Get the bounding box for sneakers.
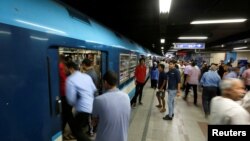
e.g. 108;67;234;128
163;115;173;120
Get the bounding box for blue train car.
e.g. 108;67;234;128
0;0;156;140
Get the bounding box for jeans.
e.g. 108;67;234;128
168;90;177;117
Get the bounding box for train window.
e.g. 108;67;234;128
129;54;137;78
119;54;138;84
119;54;130;84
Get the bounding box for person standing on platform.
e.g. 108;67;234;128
66;62;97;141
200;64;221;118
209;78;250;124
92;71;131;141
155;64;167;113
150;62;159;89
131;58;147;108
163;60;181;120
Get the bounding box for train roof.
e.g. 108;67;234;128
0;0;155;55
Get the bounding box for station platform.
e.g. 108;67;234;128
65;81;207;141
128;81;207;141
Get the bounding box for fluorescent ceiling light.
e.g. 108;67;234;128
168;49;177;52
233;46;248;50
234;50;250;52
191;19;247;24
160;39;165;43
160;0;172;13
178;36;208;40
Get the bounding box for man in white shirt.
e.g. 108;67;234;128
92;71;131;141
209;78;250;125
66;62;97;141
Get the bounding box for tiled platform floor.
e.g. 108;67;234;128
128;82;207;141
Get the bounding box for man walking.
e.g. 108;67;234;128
66;62;97;141
200;64;221;118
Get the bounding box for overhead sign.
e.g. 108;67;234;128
174;43;205;49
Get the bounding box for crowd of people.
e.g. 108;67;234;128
149;59;250;124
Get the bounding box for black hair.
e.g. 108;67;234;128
159;64;165;69
82;58;92;67
103;70;118;86
169;60;176;64
65;56;72;63
66;61;78;70
175;64;179;69
191;62;196;67
139;58;145;63
59;54;65;61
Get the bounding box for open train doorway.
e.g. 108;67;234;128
58;47;106;92
57;47;107;138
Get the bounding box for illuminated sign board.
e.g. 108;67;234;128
174;43;205;49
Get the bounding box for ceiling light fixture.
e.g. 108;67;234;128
178;36;208;40
191;19;247;24
234;50;250;52
168;49;177;52
161;47;164;49
160;0;172;13
160;38;165;43
233;46;248;50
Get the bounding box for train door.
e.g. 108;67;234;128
47;47;108;140
47;48;63;141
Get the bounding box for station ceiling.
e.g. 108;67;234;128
59;0;250;55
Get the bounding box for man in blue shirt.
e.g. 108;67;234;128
163;60;181;120
66;62;97;141
156;64;167;113
200;64;221;118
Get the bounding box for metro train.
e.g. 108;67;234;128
0;0;162;140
